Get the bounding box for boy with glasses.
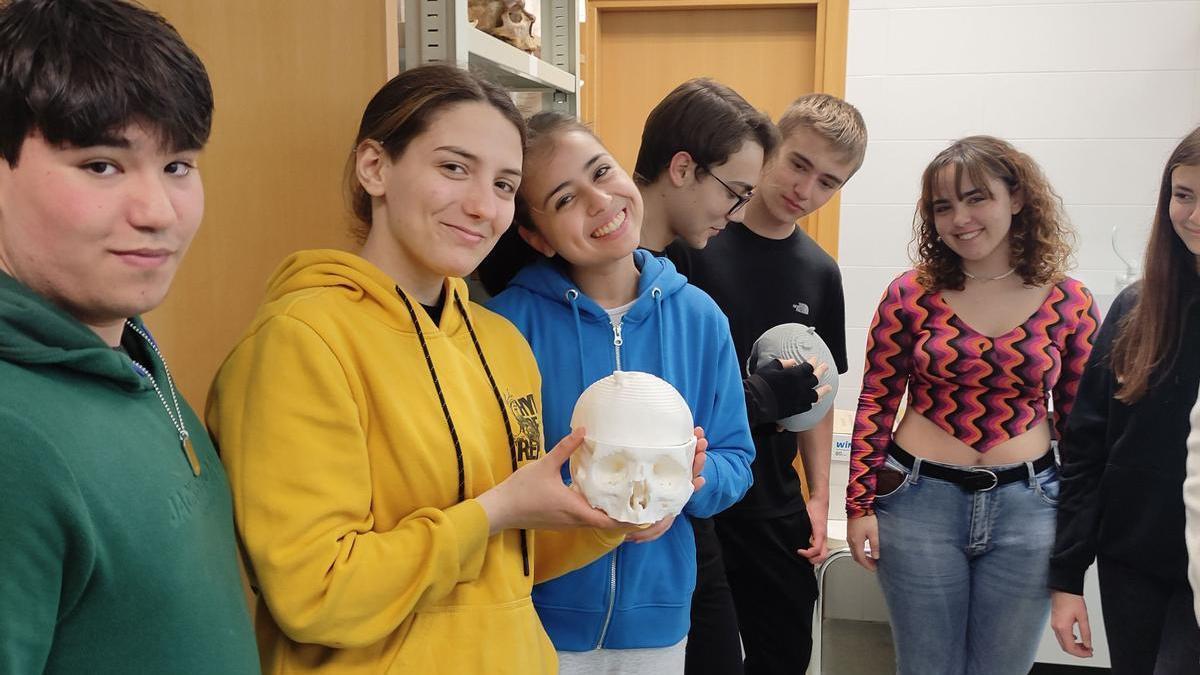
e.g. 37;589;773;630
634;79;829;675
668;92;867;674
635;78;775;255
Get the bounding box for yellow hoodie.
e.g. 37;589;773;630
207;250;621;674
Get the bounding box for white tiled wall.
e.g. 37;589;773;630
831;1;1200;666
836;0;1200;417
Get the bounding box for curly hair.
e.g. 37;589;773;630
913;136;1074;291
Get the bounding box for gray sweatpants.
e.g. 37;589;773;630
556;638;687;675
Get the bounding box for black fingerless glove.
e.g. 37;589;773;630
744;359;819;427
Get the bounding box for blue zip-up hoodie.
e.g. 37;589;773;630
487;250;754;651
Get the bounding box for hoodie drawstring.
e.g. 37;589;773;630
652;287;667;376
566;289;587;390
397;286;531;576
453;291;531;577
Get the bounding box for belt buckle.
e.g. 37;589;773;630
964;468;998;492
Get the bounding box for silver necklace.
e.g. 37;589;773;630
125;320;201;476
963;267;1017;282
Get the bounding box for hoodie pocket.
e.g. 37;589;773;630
386;597;552;674
532;552;613;612
616;520;696;610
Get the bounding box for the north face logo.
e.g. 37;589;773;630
793;302;810;315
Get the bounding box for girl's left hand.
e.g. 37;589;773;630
691;426;708;493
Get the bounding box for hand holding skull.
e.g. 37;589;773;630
749;324;840;432
477;427;626;535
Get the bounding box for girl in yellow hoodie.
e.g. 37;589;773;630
206;65;632;674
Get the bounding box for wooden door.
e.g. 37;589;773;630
590;7;816;171
582;0;848;254
139;1;392;406
583;0;848;492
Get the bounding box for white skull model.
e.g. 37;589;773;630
749;323;840;432
569;371;696;525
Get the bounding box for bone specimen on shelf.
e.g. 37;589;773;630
468;0;541;57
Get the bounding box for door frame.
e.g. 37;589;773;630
580;0;848;255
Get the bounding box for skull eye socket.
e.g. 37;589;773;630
597;454;629;475
651;458;689;485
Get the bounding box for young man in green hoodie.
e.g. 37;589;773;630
0;1;259;672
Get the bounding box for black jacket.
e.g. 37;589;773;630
1049;280;1200;594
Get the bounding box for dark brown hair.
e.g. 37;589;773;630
0;0;212;164
633;78;778;185
345;64;526;242
914;135;1073;291
1110;126;1200;403
477;111;595;295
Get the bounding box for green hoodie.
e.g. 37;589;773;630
0;271;259;674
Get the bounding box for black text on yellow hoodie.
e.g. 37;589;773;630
207;250;622;674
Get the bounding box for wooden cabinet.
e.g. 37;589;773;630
140;0;392;405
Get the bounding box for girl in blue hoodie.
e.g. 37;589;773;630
483;112;755;672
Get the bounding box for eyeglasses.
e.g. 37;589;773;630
701;166;755;217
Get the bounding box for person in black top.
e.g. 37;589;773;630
635;80;826;446
633;78;825;675
668;93;867;675
1049;126;1200;674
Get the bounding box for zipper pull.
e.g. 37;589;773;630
612;321;623;372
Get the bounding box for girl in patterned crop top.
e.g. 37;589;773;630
845;136;1100;675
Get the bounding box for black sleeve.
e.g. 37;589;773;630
821;264;849;374
743;359;819;428
1048;287;1134;594
744;373;780;428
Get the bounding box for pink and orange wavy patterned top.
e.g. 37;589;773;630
846;270;1100;518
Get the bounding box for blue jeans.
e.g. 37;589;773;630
873;452;1059;675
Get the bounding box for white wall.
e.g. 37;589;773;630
837;0;1200;417
830;1;1200;667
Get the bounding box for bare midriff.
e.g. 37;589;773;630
894;410;1051;467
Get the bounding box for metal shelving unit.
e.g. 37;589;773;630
400;0;579;114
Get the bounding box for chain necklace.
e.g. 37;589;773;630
963;266;1017;282
124;320;201;476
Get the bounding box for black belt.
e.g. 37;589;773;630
887;442;1056;492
